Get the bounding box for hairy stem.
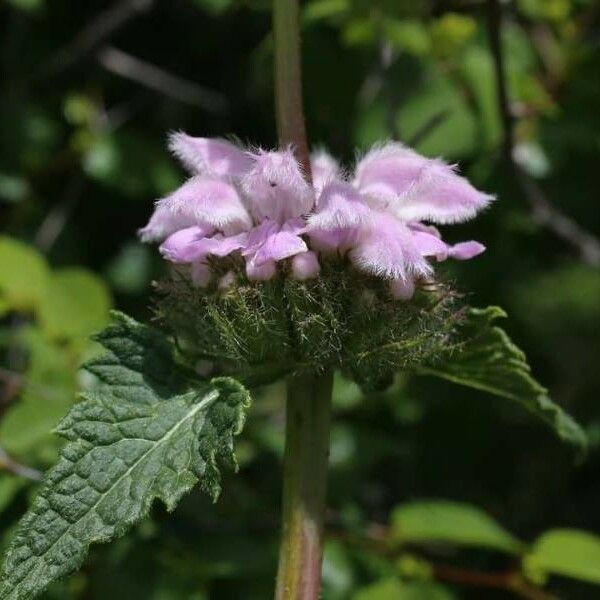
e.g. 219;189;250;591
273;3;331;597
273;0;311;179
275;371;334;600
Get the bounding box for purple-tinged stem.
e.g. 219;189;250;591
273;0;312;180
275;371;333;600
273;2;332;598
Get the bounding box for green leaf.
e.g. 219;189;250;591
0;328;76;465
396;71;477;158
0;237;50;313
353;578;454;600
460;46;503;149
38;268;112;342
353;578;404;600
390;500;523;554
5;0;44;12
415;306;587;453
524;529;600;585
383;19;431;56
303;0;349;23
0;173;30;204
0;477;25;516
105;242;152;295
191;0;233;15
0;313;250;600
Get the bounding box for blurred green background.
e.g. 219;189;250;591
1;0;600;598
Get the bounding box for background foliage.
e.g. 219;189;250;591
1;0;600;597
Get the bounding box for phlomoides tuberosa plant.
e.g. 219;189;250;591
0;1;586;599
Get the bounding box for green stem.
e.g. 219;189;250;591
272;3;331;597
273;0;312;179
275;371;334;600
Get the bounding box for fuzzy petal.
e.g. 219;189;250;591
168;133;254;177
291;251;321;280
160;229;247;263
242;219;280;256
448;240;486;260
241;148;315;222
138;203;212;243
308;181;371;231
252;231;308;266
354;142;420;204
408;221;442;238
350;212;432;280
163;176;252;233
159;226;207;262
355;142;493;224
410;230;450;258
204;233;249;257
311;150;341;194
307;227;360;253
281;217;307;236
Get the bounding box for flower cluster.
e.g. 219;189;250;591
140;134;492;299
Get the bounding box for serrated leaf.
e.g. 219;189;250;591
415;306;587;453
0;313;250;600
390;500;523;555
523;529;600;585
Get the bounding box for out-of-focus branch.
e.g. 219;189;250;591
359;42;403;140
433;564;557;600
487;0;600;267
408;109;451;148
97;46;229;114
0;447;42;482
38;0;155;80
34;174;86;253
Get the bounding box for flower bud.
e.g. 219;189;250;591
291;251;320;280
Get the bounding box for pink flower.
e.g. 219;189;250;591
140;134;314;284
306;142;492;298
140;135;492;296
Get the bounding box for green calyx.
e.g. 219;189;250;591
153;258;462;390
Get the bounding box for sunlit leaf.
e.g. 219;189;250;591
429;13;477;58
353;578;454;600
383;19;431;56
524;529;600;584
303;0;349;23
390;500;523;554
0;328;75;465
0;237;49;313
38;268;112;342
